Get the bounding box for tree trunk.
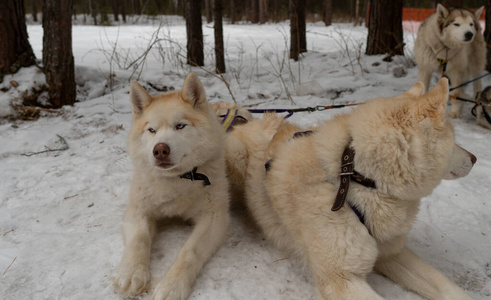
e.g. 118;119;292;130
289;0;306;61
89;0;98;25
323;0;332;26
32;0;39;22
0;0;36;78
250;0;259;23
205;0;212;23
350;0;354;23
42;0;76;108
185;0;204;66
121;0;126;22
442;0;463;8
486;0;491;71
111;0;120;21
214;0;225;73
366;0;404;57
229;0;236;24
259;0;267;24
133;0;142;14
354;0;360;26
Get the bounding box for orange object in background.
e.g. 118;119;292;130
402;7;486;21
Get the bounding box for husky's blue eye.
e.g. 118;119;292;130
453;23;460;27
176;123;186;130
148;128;156;133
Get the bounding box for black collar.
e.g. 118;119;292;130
179;167;211;186
331;146;376;213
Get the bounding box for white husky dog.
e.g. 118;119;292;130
414;4;486;118
113;73;230;300
225;78;477;299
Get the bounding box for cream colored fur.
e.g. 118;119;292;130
113;73;230;300
225;79;477;299
414;4;486;119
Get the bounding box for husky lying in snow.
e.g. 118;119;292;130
113;73;230;300
414;4;486;119
220;78;477;299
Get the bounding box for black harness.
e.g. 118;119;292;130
179;167;211;186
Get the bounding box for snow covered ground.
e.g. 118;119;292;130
1;17;490;299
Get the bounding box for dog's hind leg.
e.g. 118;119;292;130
303;229;384;300
150;200;230;300
375;246;473;300
316;274;385;300
281;192;383;299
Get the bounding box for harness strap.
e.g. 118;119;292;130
220;109;249;132
438;58;448;78
179;167;211;186
348;202;365;225
264;130;315;172
221;109;238;132
331;147;376;211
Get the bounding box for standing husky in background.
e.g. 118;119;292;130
414;4;485;118
227;78;476;299
113;73;230;300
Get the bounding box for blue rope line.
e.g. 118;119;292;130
449;72;491;91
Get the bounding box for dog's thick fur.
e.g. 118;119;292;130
225;79;476;299
414;4;486;119
475;86;491;129
113;73;230;300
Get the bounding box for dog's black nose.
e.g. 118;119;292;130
464;31;474;41
153;143;170;161
470;153;477;165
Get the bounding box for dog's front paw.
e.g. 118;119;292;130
448;110;461;119
113;263;151;297
150;277;191;300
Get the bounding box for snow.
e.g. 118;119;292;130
1;16;490;299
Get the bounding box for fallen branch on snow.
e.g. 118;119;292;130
21;135;69;157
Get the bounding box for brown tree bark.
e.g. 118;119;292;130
111;0;120;21
214;0;226;73
365;0;404;57
323;0;332;26
486;0;491;71
89;0;98;25
250;0;259;23
185;0;204;66
229;0;236;24
42;0;76;108
289;0;306;61
32;0;39;22
205;0;212;23
0;0;36;78
259;0;267;24
120;0;126;22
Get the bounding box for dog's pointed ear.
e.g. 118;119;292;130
436;4;449;20
419;78;448;122
130;82;152;115
181;72;207;109
405;82;425;97
474;6;484;20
